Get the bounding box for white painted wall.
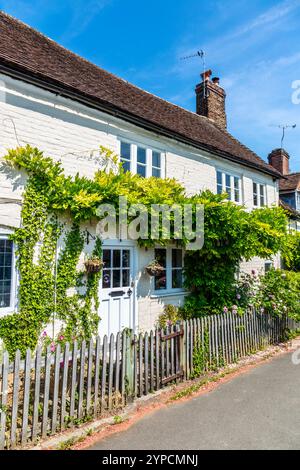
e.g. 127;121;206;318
0;73;280;330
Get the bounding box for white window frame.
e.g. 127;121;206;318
118;139;165;179
0;233;17;316
153;247;184;294
216;169;242;203
253;181;267;208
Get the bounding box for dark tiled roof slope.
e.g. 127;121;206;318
0;12;281;178
279;173;300;191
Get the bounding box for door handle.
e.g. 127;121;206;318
127;288;133;297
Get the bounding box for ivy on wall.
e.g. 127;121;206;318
0;145;290;356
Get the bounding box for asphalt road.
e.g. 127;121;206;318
89;351;300;450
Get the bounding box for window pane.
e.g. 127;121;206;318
152;168;161;178
113;250;121;268
103;250;111;268
122;250;130;268
0;239;12;308
253;183;258;206
155;270;167;290
154;248;167;291
260;185;265;206
137;165;146;177
122;269;130;287
121;142;131;160
155;249;166;268
152;152;161;168
225;174;231;199
172;269;183;289
121;160;130;172
113;270;121;288
102;270;111;289
137;147;146;164
172;249;182;268
217;171;222;185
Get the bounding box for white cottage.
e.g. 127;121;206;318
0;13;282;337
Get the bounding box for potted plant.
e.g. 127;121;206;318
84;255;104;274
145;259;165;276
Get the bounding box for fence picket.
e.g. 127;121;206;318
150;331;154;392
139;334;143;396
69;340;78;422
114;333;121;403
86;340;93;415
94;337;101;417
21;349;31;446
78;340;86;420
108;334;114;410
101;336;108;410
0;352;9;449
42;346;51;439
60;342;70;430
144;333;149;396
155;329;160;390
32;346;42;442
51;343;61;435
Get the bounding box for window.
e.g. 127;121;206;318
152;151;161;178
120;141;163;178
0;238;13;309
216;170;241;203
120;142;131;172
234;176;240;203
137;147;147;177
154;248;183;292
102;248;131;289
253;182;266;207
265;261;273;273
217;171;223;195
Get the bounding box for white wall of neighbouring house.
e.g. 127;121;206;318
0;73;280;333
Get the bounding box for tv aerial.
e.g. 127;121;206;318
270;124;296;148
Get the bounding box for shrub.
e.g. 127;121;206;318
157;304;179;328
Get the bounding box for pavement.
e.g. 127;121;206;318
88;350;300;450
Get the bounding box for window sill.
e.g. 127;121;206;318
150;290;187;299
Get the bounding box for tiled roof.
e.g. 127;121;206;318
0;12;282;178
279;173;300;192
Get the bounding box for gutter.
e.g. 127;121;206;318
0;62;282;180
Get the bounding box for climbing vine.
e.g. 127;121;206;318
0;145;291;356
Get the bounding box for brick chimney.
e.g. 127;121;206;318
195;70;227;129
268;148;290;175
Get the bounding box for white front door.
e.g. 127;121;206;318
98;247;135;337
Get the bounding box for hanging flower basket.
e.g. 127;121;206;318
84;258;104;274
145;260;165;277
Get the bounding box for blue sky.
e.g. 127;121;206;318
1;0;300;171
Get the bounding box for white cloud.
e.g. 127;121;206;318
231;0;300;38
60;0;113;43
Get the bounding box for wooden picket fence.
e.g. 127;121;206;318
0;311;299;449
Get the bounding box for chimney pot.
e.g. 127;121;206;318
212;77;220;85
201;69;212;81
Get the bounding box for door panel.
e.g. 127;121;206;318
98;247;134;337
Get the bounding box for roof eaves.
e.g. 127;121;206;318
0;61;282;179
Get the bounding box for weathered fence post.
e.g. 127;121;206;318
125;329;135;402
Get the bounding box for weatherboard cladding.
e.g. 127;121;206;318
0;11;281;178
